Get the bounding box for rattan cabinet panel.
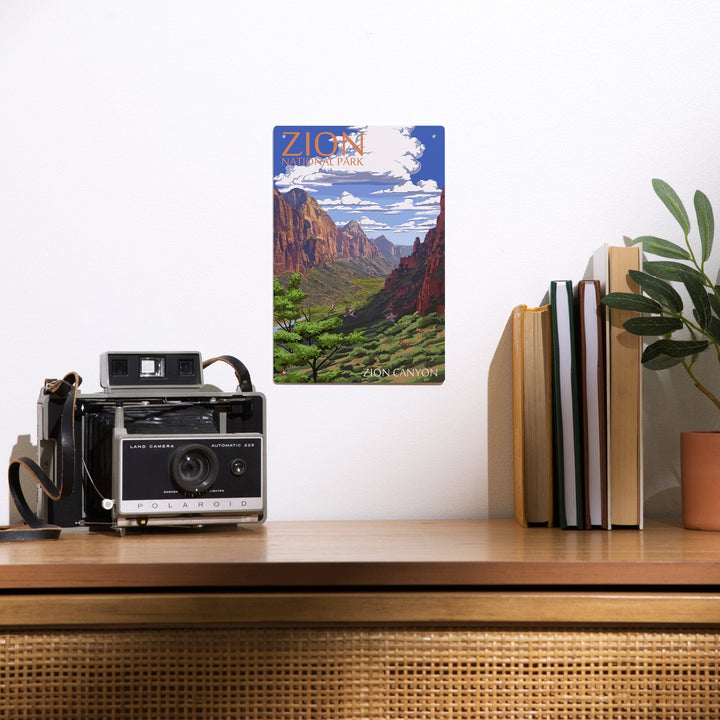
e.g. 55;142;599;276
1;626;718;719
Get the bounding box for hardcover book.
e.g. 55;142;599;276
273;126;445;384
606;246;644;528
550;280;586;529
578;280;608;528
512;304;554;527
591;244;644;529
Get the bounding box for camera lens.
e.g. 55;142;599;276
170;444;218;497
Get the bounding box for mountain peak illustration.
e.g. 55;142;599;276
282;187;315;212
336;221;380;260
273;188;380;274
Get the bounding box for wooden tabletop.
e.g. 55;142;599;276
0;518;718;591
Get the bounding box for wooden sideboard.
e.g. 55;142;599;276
1;518;718;718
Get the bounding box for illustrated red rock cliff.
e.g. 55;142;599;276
417;189;445;316
351;188;445;321
273;188;337;275
274;188;381;275
336;220;381;260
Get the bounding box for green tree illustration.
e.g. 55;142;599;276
273;272;365;383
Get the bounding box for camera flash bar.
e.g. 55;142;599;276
101;352;203;389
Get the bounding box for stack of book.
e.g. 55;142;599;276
512;244;643;529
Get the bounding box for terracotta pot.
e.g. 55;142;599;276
681;432;720;531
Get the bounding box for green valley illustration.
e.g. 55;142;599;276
273;126;445;384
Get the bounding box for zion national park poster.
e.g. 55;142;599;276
273;125;445;384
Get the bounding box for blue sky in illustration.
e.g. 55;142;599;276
273;126;444;247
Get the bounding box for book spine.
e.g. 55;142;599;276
607;245;643;528
550;281;585;529
511;305;529;528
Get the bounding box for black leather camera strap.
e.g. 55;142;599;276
202;355;253;392
1;372;81;542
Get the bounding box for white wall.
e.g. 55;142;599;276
2;0;720;525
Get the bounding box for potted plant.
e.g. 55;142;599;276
602;178;720;530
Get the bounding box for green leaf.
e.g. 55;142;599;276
622;316;683;335
695;190;714;262
273;329;302;343
643;354;685;371
642;338;709;362
652;178;690;235
629;235;691;260
708;316;720;345
601;292;662;313
643;260;706;283
317;332;347;351
710;292;720;319
627;270;683;313
683;275;712;329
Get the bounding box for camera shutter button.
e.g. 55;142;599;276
230;459;247;476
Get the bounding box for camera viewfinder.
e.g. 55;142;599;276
110;358;129;377
178;358;195;376
139;356;166;378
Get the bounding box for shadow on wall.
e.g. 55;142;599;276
8;434;37;525
487;313;514;519
642;353;720;517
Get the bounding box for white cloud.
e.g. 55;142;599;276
318;191;384;212
387;198;418;212
370;179;441;196
392;216;438;233
416;194;442;207
385;194;442;214
357;215;393;232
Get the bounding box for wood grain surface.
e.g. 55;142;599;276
0;518;718;590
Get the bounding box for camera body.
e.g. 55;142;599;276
37;352;265;533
